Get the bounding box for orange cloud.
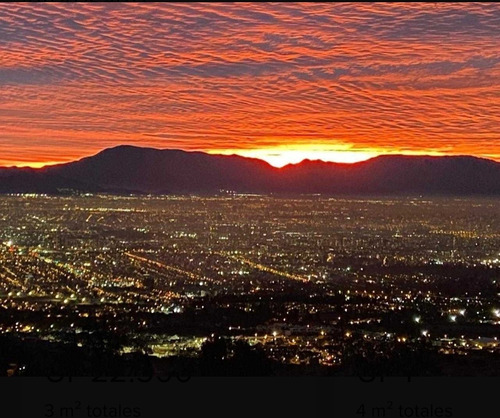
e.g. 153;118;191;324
0;3;499;167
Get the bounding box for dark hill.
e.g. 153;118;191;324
1;145;499;195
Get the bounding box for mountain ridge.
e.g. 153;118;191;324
1;145;499;195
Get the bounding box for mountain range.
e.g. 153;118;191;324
1;145;500;195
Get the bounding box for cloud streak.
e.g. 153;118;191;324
0;2;499;166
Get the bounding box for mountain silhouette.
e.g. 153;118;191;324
1;145;499;195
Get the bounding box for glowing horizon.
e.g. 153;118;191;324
0;3;499;167
214;148;379;167
2;145;500;171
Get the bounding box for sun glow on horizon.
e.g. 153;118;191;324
0;160;65;169
1;147;499;170
209;146;500;167
210;146;380;167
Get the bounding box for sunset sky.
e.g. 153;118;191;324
0;2;499;167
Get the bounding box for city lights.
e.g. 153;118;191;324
0;194;498;376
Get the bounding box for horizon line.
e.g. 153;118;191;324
1;144;499;170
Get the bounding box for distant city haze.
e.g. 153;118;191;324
0;3;499;167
